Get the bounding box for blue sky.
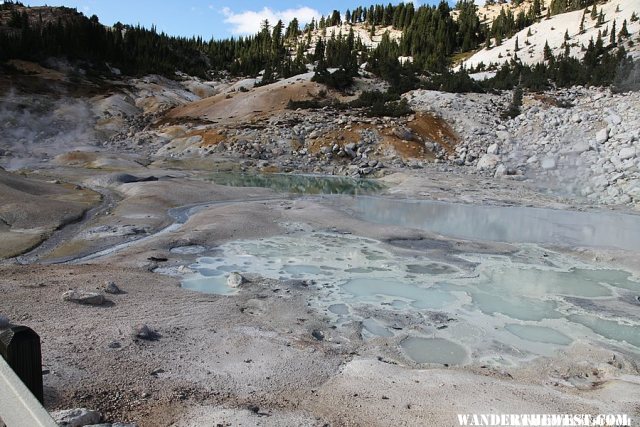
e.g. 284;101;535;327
12;0;431;40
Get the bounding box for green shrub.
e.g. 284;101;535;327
286;99;324;109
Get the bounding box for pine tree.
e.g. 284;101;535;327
543;40;553;61
514;36;519;51
597;10;604;27
590;5;597;20
532;0;542;17
610;20;616;45
595;30;603;51
329;10;341;27
511;85;523;108
618;19;630;39
549;0;567;16
503;85;523;118
285;18;300;40
579;9;586;34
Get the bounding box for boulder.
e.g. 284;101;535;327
392;126;414;141
619;147;636;160
227;272;245;288
496;131;511;141
607;114;622;126
571;141;590;154
541;157;557;170
344;142;358;158
476;154;500;171
133;324;157;340
595;128;609;144
62;290;105;306
103;281;123;295
52;408;101;427
626;182;640;199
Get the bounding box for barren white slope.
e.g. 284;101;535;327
460;0;640;70
300;22;403;55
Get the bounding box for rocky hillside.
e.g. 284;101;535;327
1;1;638;210
0;3;84;29
72;61;637;207
406;87;639;205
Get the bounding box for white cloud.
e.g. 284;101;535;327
221;6;321;35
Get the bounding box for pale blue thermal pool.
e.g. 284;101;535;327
181;231;640;366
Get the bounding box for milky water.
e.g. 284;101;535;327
182;232;640;366
343;196;640;251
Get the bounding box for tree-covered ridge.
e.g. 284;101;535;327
0;1;211;77
0;0;488;78
0;0;633;93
